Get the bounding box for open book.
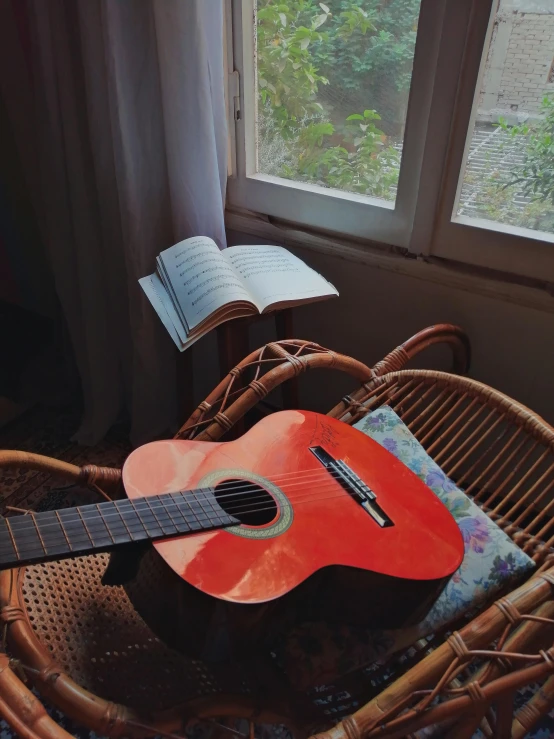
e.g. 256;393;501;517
139;236;338;351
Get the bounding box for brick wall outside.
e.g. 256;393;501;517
481;8;554;118
497;12;554;113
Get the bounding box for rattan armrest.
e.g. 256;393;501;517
0;451;122;502
310;569;554;739
0;653;73;739
176;339;374;442
327;324;470;422
373;323;470;377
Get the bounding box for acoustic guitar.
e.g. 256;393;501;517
0;411;463;659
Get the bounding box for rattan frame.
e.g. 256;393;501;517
4;324;554;738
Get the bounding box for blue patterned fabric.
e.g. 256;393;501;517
354;406;535;637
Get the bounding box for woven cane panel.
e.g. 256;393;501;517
388;379;552;494
21;554;233;714
377;374;554;560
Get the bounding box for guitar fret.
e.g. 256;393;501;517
113;501;136;541
78;506;113;548
97;501;131;545
194;489;223;526
9;516;46;562
34;511;71;557
115;500;149;541
55;511;72;551
171;494;202;531
131;499;164;538
186;492;211;526
160;495;190;532
75;507;95;548
32;516;48;553
0;519;17;564
0;516;43;554
57;508;94;554
152;496;179;535
4;518;19;558
97;505;115;544
143;497;176;536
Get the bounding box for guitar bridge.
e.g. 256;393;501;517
309;446;394;528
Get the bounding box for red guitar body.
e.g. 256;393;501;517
121;411;463;660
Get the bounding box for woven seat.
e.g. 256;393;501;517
4;325;554;738
18;557;231;713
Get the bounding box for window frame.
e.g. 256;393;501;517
226;0;554;285
428;0;554;283
227;0;458;251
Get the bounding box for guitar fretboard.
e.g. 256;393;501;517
0;488;238;570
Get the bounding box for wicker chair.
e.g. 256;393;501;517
2;324;554;738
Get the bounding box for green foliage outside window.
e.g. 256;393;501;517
256;0;407;199
313;0;420;125
256;1;554;230
463;96;554;233
497;96;554;207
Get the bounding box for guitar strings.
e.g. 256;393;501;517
0;492;376;559
2;464;378;538
0;471;355;544
0;470;386;558
120;465;345;487
0;488;386;560
0;459;391;556
3;465;357;530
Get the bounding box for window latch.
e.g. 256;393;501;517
229;70;241;121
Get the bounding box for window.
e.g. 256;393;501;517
227;0;448;246
227;0;554;283
254;0;422;207
457;0;554;236
429;0;554;281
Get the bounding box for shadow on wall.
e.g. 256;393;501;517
227;229;554;425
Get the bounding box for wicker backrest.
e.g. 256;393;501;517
307;369;554;739
329;370;554;570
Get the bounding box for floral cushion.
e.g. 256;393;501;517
278;406;535;691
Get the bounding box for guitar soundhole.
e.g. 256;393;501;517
214;479;277;526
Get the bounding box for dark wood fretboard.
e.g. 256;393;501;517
0;488;238;570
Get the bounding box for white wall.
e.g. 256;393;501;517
226;230;554;425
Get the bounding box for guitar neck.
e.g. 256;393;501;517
0;489;238;570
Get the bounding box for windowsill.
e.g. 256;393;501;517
244;173;397;210
452;215;554;246
225;207;554;315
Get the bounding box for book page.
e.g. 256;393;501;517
139;274;192;351
158;236;254;332
140;274;257;352
225;245;338;311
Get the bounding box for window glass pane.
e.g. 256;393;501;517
456;0;554;236
255;0;422;204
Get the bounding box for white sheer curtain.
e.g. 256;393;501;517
25;0;227;444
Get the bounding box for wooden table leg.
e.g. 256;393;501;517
275;309;299;410
217;320;251;438
215;311;299;439
217;319;250;378
177;348;195;427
